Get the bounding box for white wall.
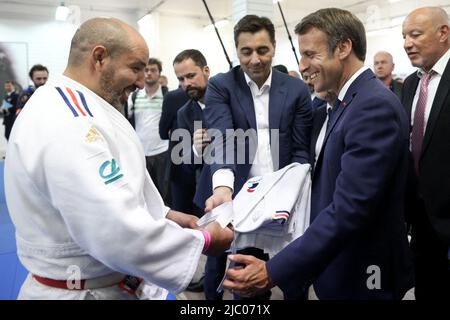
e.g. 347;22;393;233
154;13;235;90
0;9;418;91
0;9;137;89
0;19;76;88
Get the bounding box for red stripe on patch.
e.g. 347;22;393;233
66;87;86;116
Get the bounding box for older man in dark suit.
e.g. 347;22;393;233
401;6;450;300
224;8;414;300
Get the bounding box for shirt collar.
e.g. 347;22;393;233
197;101;205;110
326;102;333;112
244;69;272;93
417;48;450;78
146;85;163;99
338;66;369;102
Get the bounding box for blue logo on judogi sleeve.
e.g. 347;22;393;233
99;159;124;185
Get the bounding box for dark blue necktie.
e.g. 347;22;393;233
312;96;326;109
327;98;341;130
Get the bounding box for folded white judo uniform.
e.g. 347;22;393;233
4;74;204;299
232;163;311;256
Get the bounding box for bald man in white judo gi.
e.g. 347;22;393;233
4;17;232;300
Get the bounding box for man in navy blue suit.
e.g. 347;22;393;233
195;15;312;300
196;15;312;211
172;49;210;218
224;8;414;300
172;49;214;296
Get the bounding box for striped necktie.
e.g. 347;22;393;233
411;71;434;175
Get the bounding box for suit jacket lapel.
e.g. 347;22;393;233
236;69;257;130
319;69;374;159
422;59;450;155
403;74;420;121
268;70;287;131
322;89;355;146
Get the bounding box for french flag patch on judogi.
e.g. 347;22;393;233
55;87;94;117
273;210;289;224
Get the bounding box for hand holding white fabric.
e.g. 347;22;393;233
203;221;234;256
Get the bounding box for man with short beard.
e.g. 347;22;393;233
2;80;19;140
15;64;49;114
173;49;223;299
4;17;232;300
172;49;210;218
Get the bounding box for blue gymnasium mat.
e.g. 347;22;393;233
0;161;28;299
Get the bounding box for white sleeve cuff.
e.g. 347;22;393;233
163;206;171;217
212;169;234;192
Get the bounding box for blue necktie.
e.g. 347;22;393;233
312;96;326;109
327;99;341;130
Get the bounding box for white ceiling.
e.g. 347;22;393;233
1;0;450;29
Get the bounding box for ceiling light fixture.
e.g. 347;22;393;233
55;2;69;21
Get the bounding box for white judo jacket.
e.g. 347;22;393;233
232;163;311;256
4;74;204;294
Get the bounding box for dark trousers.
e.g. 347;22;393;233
170;163;204;217
410;202;450;300
146;151;170;206
3;115;15;141
204;253;228;300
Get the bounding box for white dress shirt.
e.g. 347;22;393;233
311;66;369;163
192;101;205;158
338;66;370;102
314;103;332;163
212;71;274;192
410;48;450;132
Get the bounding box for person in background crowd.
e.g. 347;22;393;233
127;58;171;205
288;70;301;78
373;51;403;99
16;64;48;114
273;64;288;74
1;80;19;141
159;75;169;90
